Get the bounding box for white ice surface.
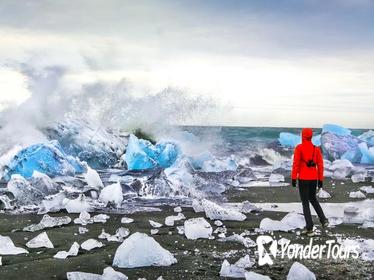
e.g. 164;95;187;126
0;235;28;255
202;199;246;221
287;262;316;280
84;165;104;189
26;232;54;249
250;200;374;220
99;182;123;207
245;271;271;280
81;239;104;251
184;217;212;240
112;232;177;268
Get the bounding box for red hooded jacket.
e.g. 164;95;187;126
291;128;324;181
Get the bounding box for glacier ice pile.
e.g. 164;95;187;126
124;134;179;171
3;141;84;181
46;119;127;169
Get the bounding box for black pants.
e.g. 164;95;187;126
298;180;327;230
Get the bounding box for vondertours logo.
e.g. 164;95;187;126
256;236;359;266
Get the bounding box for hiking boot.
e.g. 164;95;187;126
321;220;329;228
301;228;315;237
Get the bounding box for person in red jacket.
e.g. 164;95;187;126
291;128;328;236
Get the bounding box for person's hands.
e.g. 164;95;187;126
292;179;297;188
318;180;323;189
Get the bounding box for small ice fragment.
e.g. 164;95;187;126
99;182;123;207
360;186;374;194
214;227;227;235
79;227;89;234
287;261;316;280
151;229;159;235
112;232;177;268
93;214;110;223
351;173;366;183
349;191;366;199
102;267;128;280
184;218;212;240
234;254;255;268
121;217;134;224
219;259;246;278
214;220;223;227
176;226;185;235
219;234;256;248
81;239;104;251
361;221;374;229
149;220;162;228
259;213;305;232
23;214;71;232
202;199;246;221
173;206;182;213
98;229;111;240
54;242;79;259
260;218;291;232
74;211;92;225
165;213;185;226
26;232;54;249
115;228;130;241
240;201;262;213
317;189;331;199
54;251;69;259
67;266;128;280
244;271;271;280
0;235;28;255
67;271;101;280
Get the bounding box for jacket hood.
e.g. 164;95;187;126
301;128;313;142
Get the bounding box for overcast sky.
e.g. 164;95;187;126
0;0;374;128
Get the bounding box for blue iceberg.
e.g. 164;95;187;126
358;130;374;146
278;133;321;148
124;134;180;171
321;132;361;162
278;133;301;148
358;142;374;164
3;141;84;181
46;120;127;169
322;124;351;136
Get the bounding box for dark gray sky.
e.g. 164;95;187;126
0;0;374;128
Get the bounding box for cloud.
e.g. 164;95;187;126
0;0;373;128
